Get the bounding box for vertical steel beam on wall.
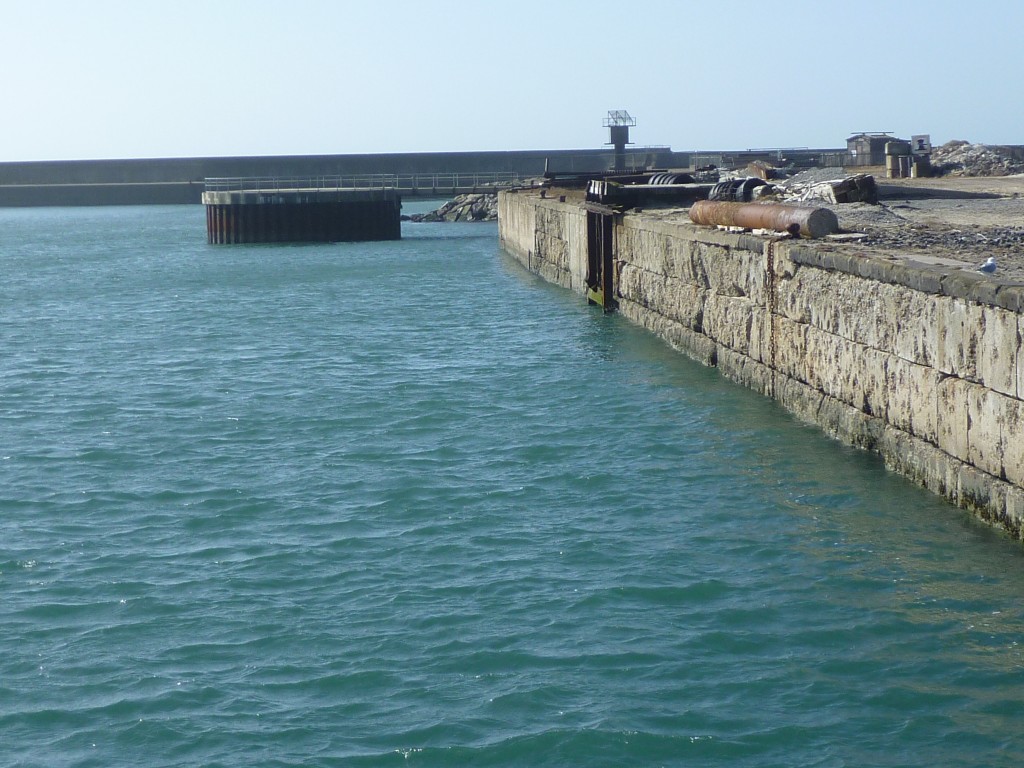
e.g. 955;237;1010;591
585;208;617;312
600;213;614;310
586;210;602;307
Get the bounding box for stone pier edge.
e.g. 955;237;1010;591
783;242;1024;313
497;190;1024;541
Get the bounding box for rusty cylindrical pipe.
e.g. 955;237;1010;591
688;200;839;239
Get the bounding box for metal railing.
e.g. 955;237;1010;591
204;172;526;193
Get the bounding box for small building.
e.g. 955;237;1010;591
846;133;901;166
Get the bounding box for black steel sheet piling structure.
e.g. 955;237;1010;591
202;176;401;244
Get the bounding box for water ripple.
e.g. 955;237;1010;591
2;208;1024;766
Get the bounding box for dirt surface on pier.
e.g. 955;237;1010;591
822;174;1024;283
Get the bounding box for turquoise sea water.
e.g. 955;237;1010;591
2;204;1024;767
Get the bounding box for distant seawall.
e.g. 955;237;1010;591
0;146;858;207
0;148;675;207
498;189;1024;540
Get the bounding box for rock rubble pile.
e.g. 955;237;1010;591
778;171;878;204
406;193;498;222
931;141;1024;177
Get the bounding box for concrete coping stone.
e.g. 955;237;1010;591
776;240;1023;311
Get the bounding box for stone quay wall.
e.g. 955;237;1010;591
498;190;1024;539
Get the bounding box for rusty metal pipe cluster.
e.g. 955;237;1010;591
688;200;839;239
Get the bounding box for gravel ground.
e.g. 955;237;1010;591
818;175;1024;283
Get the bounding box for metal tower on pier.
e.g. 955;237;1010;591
603;110;636;171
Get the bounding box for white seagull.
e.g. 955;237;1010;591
978;256;997;274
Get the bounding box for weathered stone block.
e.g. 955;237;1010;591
832;275;890;351
972;279;1004;308
743;251;769;306
775;375;826;427
619;299;717;367
855;346;891;419
862;280;903;352
620;266;708;331
798;269;843;335
856;255;896;283
717;250;760;298
879;425;918;484
997;285;1024;313
936;297;979;380
815;394;847;440
888;261;924;290
535;230;567;271
1002;397;1024;487
776;268;814;325
976;306;1019;397
1018;326;1024;401
804;325;844;398
704;293;755;356
941;270;988;301
885;355;939;444
792;268;895;351
815;393;884;450
902;263;947;294
936;376;971;463
1004;486;1024;539
967;386;1004;478
671;237;709;284
782;243;826;269
736;234;767;254
773;315;810;384
718;346;772;397
882;426;960;500
694;242;740;294
958;464;1002;521
892;286;940;368
749;307;771;364
804;327;887;417
536;260;571;291
622;228;671;275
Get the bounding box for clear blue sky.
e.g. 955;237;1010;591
2;0;1020;161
